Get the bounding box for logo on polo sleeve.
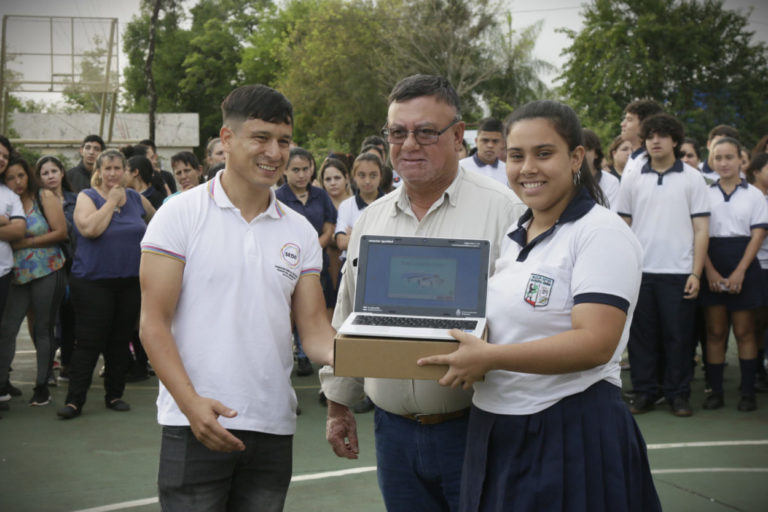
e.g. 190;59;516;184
280;243;300;268
524;273;554;307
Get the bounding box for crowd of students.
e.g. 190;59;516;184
0;97;767;421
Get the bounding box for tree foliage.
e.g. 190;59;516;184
559;0;768;146
122;0;551;153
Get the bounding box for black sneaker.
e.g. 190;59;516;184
702;393;724;410
671;396;693;417
29;386;51;406
629;394;654;414
56;404;81;419
737;395;757;412
296;357;313;377
106;399;131;412
0;381;22;397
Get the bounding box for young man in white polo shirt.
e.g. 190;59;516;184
459;117;507;186
620;99;664;178
616;113;710;417
139;84;335;511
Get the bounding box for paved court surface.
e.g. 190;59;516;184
1;327;767;511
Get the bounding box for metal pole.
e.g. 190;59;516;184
98;18;116;137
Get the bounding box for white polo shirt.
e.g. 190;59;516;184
620;147;648;178
707;179;768;238
596;170;620;210
141;172;322;435
615;159;710;274
334;192;384;260
459;154;508;186
759;194;768;270
473;190;643;415
1;184;25;277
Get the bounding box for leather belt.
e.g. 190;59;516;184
401;408;470;425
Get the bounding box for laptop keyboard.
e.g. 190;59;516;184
353;315;477;330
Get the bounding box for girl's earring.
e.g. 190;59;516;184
572;171;582;185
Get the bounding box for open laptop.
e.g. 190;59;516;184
337;235;490;341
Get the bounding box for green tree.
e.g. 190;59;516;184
477;15;556;121
559;0;768;146
62;35;119;113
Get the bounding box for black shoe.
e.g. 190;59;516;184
296;405;302;416
671;396;693;417
737;395;757;412
318;390;327;406
296;357;313;377
106;399;131;412
1;381;22;397
57;404;81;419
352;396;375;414
29;386;51;406
702;393;724;410
629;394;654;414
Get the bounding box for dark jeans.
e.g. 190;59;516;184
158;426;292;512
374;407;468;512
629;273;696;400
64;277;140;409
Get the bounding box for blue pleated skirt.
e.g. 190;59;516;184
701;237;762;311
460;380;661;512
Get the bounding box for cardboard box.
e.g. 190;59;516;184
333;334;459;380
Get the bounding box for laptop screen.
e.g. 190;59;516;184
354;236;489;317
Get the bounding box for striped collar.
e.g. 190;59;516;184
207;170;285;219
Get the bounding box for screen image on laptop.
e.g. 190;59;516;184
355;236;489;318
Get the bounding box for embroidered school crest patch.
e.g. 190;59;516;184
524;274;554;307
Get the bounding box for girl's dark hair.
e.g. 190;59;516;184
712;136;742;156
751;134;768;158
681;137;701;159
504;100;606;206
351;152;383;177
35;155;73;192
207;162;226;182
639;113;685;159
0;134;13;160
5;154;38;196
319;157;350;184
582;129;604;173
745;153;768;184
128;155;155;185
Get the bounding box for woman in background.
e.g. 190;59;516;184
57;149;155;419
0;155;67;407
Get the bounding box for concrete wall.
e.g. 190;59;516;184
9;112;199;170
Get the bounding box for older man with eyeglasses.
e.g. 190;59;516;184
320;74;525;512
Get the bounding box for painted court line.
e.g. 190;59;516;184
71;439;768;512
647;440;768;449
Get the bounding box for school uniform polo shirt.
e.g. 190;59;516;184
460;154;508;186
596;170;620;210
0;184;25;277
621;147;648;178
615;160;710;274
759;193;768;270
319;168;526;415
141;172;322;435
473;189;643;415
707;179;768;238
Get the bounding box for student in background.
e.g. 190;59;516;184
701;125;740;177
276;147;337;377
0;136;25;406
0;155;68;407
701;138;768;412
459;117;507;186
745;153;768;392
126;156;165;210
616;113;710;417
66;135;105;193
583;129;620;209
619;99;664;177
606;135;632;180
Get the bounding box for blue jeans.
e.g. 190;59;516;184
158;426;292;512
374;407;468;512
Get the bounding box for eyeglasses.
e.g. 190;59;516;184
381;118;460;146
